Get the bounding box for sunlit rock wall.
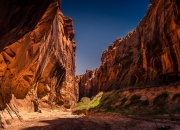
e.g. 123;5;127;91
78;0;180;98
0;1;77;113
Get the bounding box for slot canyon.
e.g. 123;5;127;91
0;0;180;129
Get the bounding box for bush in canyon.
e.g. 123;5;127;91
153;92;169;109
128;95;149;107
74;93;103;111
96;91;120;111
79;97;91;105
76;97;91;109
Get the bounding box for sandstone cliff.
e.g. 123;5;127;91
0;0;60;51
0;0;77;120
78;0;180;99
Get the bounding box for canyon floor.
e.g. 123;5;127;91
2;110;180;130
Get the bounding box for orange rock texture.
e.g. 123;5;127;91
0;0;58;51
0;0;77;112
78;0;180;98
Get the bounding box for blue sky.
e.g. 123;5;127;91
61;0;150;75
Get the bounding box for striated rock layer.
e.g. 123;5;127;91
0;0;77;118
78;0;180;99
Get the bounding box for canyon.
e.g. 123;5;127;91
0;0;180;129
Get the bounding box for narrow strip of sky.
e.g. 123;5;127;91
61;0;150;75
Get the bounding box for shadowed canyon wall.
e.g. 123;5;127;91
0;0;58;51
78;0;180;99
0;0;77;114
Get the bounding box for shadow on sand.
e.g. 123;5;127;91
21;116;110;130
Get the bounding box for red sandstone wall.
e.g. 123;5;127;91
78;0;180;98
0;1;77;113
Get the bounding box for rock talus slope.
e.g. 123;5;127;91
0;0;77;118
78;0;180;98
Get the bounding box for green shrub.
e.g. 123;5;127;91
153;92;168;108
127;95;149;107
75;94;103;111
79;97;91;105
128;95;141;106
76;102;83;107
89;96;101;108
75;97;91;110
95;91;121;111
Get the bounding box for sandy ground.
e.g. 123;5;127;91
1;110;180;130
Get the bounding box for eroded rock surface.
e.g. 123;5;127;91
77;0;180;98
0;0;77;123
0;0;61;51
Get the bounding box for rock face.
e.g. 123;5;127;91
0;0;59;51
0;0;77;115
78;0;180;99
